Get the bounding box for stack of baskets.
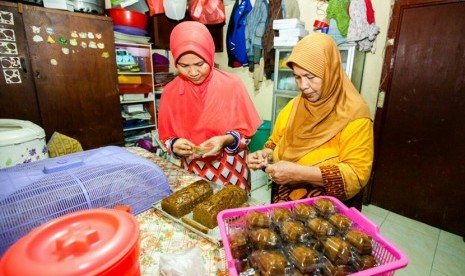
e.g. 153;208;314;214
153;53;174;91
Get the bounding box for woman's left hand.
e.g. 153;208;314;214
265;161;298;184
199;135;233;157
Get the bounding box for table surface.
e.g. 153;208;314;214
125;147;228;276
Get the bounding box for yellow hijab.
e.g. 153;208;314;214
278;33;371;162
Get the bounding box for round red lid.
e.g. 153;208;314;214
0;208;139;276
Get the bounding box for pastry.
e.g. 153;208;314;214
323;236;351;265
161;179;213;218
245;211;271;228
287;244;319;273
192;145;212;155
345;229;373;254
328;213;353;233
193;185;247;228
250;228;279;250
307;217;335;238
313;198;336;217
229;229;249;259
271;207;293;223
293;203;317;221
279;220;308;243
252;250;290;276
321;257;354;276
353;254;377;271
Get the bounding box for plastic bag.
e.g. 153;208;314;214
163;0;187;20
159;247;208;276
189;0;226;25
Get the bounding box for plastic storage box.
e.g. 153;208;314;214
0;146;172;256
0;119;48;169
217;196;408;276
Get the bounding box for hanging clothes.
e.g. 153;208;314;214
326;0;350;37
226;0;253;67
347;0;380;52
262;0;283;79
282;0;300;19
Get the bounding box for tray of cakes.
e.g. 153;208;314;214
153;179;255;245
217;196;408;276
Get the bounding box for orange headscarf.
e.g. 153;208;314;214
158;21;261;144
278;33;372;162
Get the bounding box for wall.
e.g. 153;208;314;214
157;0;394;121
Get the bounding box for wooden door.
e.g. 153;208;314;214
370;0;465;236
0;1;41;125
21;5;123;149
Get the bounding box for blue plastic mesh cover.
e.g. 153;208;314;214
0;146;172;256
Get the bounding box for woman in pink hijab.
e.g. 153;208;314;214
158;21;261;194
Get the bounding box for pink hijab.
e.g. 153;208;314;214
158;21;261;144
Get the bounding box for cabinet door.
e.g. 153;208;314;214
0;1;41;125
21;5;123;149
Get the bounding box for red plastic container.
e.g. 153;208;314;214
106;8;148;30
0;208;140;276
217;196;408;276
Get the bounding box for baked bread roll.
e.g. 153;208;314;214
161;179;213;218
328;213;353;233
271;207;293;223
287;244;319;273
345;229;373;254
313;198;336;217
323;236;351;265
193;185;247;228
229;229;249;260
279;220;308;243
293;203;317;221
353;254;377;271
321;257;354;276
250;228;279;250
307;217;335;238
251;250;290;276
245;211;271;228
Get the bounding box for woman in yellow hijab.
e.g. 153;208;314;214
248;33;373;209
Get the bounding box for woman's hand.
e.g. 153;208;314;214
198;135;234;157
265;161;299;184
172;138;195;157
247;148;273;170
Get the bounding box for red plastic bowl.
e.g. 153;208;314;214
106;8;148;30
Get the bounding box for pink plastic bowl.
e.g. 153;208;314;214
106;8;148;30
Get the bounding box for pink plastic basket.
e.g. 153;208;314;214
217;196;408;276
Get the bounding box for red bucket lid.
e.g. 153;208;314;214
0;208;139;276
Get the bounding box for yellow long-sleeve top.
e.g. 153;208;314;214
266;99;374;201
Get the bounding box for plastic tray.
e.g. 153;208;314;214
217;196;408;276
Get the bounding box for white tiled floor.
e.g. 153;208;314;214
249;171;465;276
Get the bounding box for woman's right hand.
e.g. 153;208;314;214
172;138;195;157
247;149;273;170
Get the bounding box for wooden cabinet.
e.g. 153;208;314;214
115;42;157;146
0;1;123;149
271;45;365;130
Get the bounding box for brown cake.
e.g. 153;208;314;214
229;229;249;259
313;198;336;217
345;229;373;254
161;179;213;218
245;211;271;228
321;257;354;276
192;185;247;228
307;217;335;238
353;254;377;271
252;250;290;276
293;203;317;221
323;236;351;265
250;228;279;250
287;244;319;273
271;207;293;223
280;220;308;243
328;213;353;233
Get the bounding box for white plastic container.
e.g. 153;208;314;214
0;119;48;169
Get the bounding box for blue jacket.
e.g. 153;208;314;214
227;0;252;66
